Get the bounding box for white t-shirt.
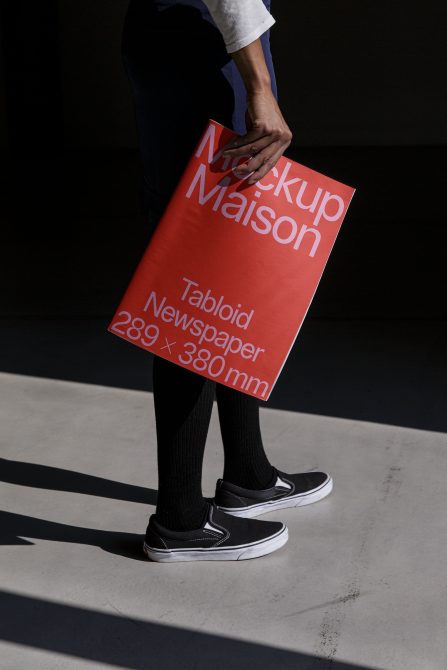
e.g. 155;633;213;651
155;1;275;54
202;0;275;53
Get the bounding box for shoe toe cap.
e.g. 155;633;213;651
282;470;331;493
213;506;286;541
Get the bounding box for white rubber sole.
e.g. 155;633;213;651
216;475;333;519
143;524;288;562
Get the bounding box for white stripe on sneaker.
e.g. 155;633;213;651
275;475;292;489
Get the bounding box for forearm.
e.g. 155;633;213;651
230;38;272;94
202;0;291;183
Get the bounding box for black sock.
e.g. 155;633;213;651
152;355;214;531
152;357;274;531
216;384;274;490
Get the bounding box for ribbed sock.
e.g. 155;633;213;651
152;355;214;531
215;384;274;490
152;357;274;531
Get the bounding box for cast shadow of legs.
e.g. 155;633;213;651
0;509;149;561
0;457;160;560
0;457;157;505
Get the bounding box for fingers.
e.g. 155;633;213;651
222;132;273;157
232;141;280;179
221;126;270;156
233;132;292;184
241;135;274;159
222;124;292;157
246;145;286;184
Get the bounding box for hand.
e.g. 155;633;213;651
222;87;292;185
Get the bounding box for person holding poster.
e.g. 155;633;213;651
121;0;333;562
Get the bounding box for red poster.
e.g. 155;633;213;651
108;119;355;400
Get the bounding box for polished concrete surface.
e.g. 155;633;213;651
1;363;446;669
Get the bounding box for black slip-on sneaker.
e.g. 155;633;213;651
143;501;288;562
214;468;333;518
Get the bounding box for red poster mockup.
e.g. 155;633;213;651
108;119;355;400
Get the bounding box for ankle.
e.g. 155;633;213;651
155;499;208;531
222;465;275;491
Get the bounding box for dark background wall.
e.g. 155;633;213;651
0;1;445;429
1;0;445;317
13;0;445;149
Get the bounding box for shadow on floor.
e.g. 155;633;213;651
0;589;379;670
0;457;156;505
0;454;157;560
0;508;146;560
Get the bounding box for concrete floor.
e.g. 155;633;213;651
1;369;447;669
